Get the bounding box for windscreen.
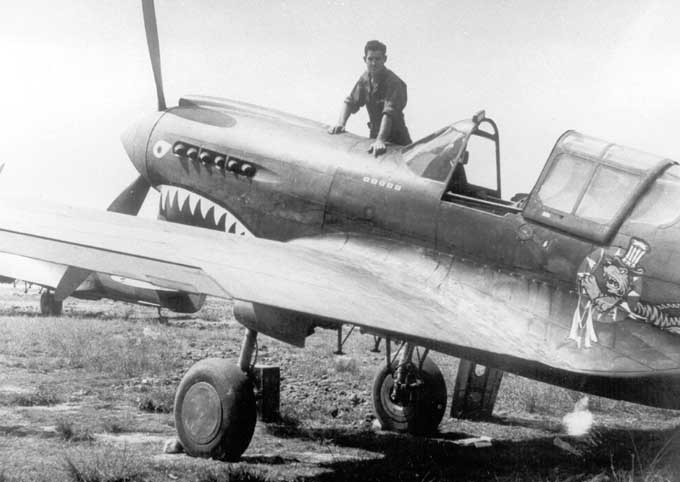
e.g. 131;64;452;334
403;126;466;182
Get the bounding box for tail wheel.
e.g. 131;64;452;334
373;356;447;435
174;358;256;461
40;291;62;316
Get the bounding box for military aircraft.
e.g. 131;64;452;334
2;0;680;462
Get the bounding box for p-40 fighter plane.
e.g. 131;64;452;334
2;1;680;461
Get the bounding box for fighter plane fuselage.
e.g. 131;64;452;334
137;96;674;288
122;94;680;408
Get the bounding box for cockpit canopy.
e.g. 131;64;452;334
524;131;677;243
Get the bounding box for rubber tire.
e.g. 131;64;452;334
174;358;256;461
373;356;447;435
40;291;62;316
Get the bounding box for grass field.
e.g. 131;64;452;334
0;283;679;481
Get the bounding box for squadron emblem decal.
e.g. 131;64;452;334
571;238;680;348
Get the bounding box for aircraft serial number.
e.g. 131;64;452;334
362;177;402;191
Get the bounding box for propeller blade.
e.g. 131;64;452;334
107;175;151;215
141;0;166;111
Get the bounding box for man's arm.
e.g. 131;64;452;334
329;76;364;135
368;115;392;156
368;75;407;156
328;103;353;134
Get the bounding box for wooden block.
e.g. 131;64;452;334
451;359;503;419
253;365;280;422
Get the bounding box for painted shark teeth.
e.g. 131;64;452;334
158;185;252;237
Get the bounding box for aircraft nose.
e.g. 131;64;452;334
121;111;164;180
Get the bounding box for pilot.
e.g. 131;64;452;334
328;40;412;156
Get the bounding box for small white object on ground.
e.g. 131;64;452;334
453;436;492;448
562;395;593;436
163;438;184;454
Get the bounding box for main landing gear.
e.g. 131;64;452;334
172;328;492;460
372;341;447;435
174;328;258;461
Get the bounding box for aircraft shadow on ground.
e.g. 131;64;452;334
258;422;680;481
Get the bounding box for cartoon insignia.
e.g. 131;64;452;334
570;238;680;348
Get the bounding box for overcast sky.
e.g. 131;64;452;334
0;0;679;213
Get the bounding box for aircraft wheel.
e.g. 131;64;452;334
174;358;256;461
372;356;447;435
40;291;62;316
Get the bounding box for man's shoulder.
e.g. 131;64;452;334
355;71;370;84
384;68;406;87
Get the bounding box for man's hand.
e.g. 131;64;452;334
328;124;346;135
368;139;386;157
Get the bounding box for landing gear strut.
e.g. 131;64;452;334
173;328;258;460
39;291;62;316
372;341;447;435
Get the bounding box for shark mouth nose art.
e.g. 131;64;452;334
159;185;252;236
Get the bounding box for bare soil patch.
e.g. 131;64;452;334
0;283;679;481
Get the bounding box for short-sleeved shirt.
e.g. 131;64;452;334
344;68;412;146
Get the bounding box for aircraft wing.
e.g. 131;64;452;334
0;198;674;378
0;252;68;287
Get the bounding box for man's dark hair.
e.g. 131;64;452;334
364;40;386;56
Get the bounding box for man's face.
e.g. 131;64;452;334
364;50;386;75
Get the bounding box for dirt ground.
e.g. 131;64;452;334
0;283;679;481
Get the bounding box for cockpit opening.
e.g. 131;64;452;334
403;113;521;216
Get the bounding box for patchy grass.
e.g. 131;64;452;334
263;406;305;439
137;386;174;414
0;383;62;407
57;419;95;443
64;451;145;482
496;372;579;416
192;466;271;482
0;317;188;378
100;417;132;435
